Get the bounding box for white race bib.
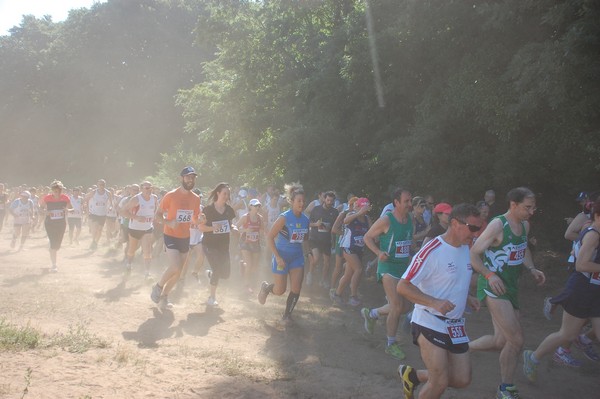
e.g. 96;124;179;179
290;228;308;243
176;209;193;223
445;318;469;344
212;220;231;234
353;236;365;247
49;210;64;220
246;231;259;242
394;240;412;258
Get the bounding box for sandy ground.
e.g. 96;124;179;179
0;224;598;399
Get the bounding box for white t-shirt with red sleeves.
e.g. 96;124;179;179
402;236;473;334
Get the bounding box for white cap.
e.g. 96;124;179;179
249;198;261;207
238;189;248;198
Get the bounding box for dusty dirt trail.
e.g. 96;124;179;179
0;227;598;398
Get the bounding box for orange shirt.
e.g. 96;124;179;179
159;188;201;238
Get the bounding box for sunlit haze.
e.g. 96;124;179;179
0;0;106;35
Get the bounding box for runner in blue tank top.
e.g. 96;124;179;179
258;183;309;326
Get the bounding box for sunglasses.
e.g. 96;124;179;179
418;204;426;208
456;219;482;232
142;186;152;190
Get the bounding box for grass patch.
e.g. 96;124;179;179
0;319;41;351
49;323;110;353
0;319;109;354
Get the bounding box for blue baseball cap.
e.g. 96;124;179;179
180;166;197;177
575;191;588;201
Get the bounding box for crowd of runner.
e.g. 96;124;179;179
0;172;598;399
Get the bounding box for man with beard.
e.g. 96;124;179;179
150;167;201;310
306;191;339;288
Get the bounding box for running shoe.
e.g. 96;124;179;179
496;385;521;399
575;336;600;362
280;314;294;327
50;266;58;273
258;281;270;305
150;283;162;304
543;296;553;320
398;364;415;399
206;296;219;307
361;307;375;334
329;288;336;301
385;342;406;360
159;297;173;310
348;296;361;307
522;350;538;382
332;293;344;306
552;347;582;368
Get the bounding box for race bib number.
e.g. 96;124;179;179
445;318;469;344
96;201;106;207
590;272;600;286
212;220;231;234
49;210;64;220
395;240;412;258
68;208;82;217
290;228;308;243
246;231;259;242
508;242;527;265
353;236;365;247
176;209;193;223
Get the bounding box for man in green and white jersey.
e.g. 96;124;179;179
362;188;413;360
469;187;546;399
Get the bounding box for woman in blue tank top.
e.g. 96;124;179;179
257;183;309;325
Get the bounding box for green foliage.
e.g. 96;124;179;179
1;0;598;245
0;0;212;185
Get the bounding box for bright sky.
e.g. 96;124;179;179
0;0;106;35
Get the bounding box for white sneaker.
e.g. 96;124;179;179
159;297;173;310
207;296;219;307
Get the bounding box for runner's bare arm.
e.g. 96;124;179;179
364;216;390;261
470;218;506;295
267;215;287;267
120;197;142;220
575;231;600;273
564;213;587;242
397;279;455;315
